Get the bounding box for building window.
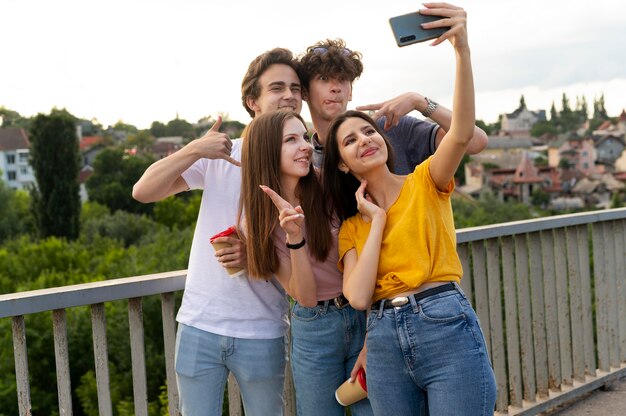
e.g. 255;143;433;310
19;153;29;163
20;166;29;175
7;171;16;181
6;154;15;164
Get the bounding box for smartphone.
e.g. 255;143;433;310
389;12;449;47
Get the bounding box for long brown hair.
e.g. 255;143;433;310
239;111;332;279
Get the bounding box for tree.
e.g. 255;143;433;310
593;93;608;120
530;121;558;138
86;147;155;215
519;95;527;110
0;180;34;242
112;120;139;134
126;130;155;155
550;101;558;124
0;106;30;128
475;119;493;135
29;109;81;240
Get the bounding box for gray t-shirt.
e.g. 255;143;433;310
311;115;439;174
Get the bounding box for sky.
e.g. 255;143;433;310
2;0;625;129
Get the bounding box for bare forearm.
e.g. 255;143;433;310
449;46;475;144
287;248;318;307
132;143;199;203
343;218;385;310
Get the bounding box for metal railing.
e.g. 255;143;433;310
2;208;626;415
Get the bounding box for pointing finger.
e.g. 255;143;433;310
224;156;241;167
260;185;291;209
356;103;383;111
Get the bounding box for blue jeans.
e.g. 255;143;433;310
175;323;286;416
365;284;497;416
290;302;374;416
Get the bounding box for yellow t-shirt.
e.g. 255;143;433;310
338;157;462;303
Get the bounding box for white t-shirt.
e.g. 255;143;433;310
176;139;290;339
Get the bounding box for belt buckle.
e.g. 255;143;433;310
390;296;409;307
334;296;348;309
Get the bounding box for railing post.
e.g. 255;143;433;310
227;373;243;415
161;292;180;415
486;237;507;412
541;230;561;391
91;303;113;416
128;297;148;416
554;228;573;387
515;233;537;402
529;231;549;397
502;236;522;408
12;315;32;416
577;224;596;377
593;223;610;372
52;309;73;416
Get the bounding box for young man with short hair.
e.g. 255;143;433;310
133;47;302;416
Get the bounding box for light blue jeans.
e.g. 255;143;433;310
365;284;497;416
174;323;286;416
290;302;374;416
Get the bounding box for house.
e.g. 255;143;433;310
500;105;547;138
78;165;94;202
153;136;184;159
485;152;559;204
0;128;35;190
547;133;597;176
470;136;534;169
593;134;625;171
80;136;106;167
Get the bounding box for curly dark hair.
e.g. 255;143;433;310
298;39;363;90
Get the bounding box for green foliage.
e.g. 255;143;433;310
29;109;82;240
153;193;201;229
112;120;139;134
0;184;34;243
454;154;470;185
475;119;493;135
150;118;195;139
610;192;623;208
81;209;159;247
531;189;550;208
86;147;155;215
530;120;558;137
126;130;156;154
452;191;534;228
0;206;192;415
0;106;30;128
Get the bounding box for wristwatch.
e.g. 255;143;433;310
421;97;438;118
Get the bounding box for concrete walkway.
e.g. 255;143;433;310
546;375;626;415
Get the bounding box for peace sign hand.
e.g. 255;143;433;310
260;185;305;241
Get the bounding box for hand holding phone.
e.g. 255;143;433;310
389;12;449;47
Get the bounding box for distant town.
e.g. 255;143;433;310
1;93;625;212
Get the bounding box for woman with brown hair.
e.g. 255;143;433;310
239;110;374;416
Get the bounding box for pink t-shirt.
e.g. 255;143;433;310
273;224;343;301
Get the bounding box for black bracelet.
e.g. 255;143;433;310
286;237;306;250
